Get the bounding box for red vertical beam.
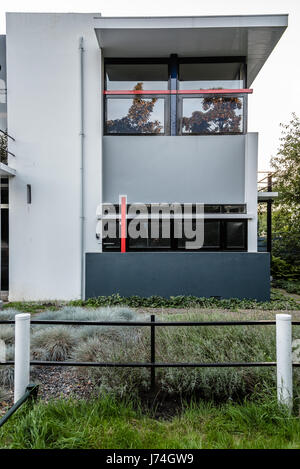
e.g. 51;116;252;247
120;195;127;253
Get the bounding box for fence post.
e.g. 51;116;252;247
150;314;156;393
276;313;293;411
14;313;31;403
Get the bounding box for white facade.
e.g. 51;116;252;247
6;13;103;300
0;13;287;301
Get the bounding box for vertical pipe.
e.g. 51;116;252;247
14;313;31;403
276;314;293;411
151;314;156;393
79;37;85;299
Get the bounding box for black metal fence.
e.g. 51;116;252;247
1;316;300;393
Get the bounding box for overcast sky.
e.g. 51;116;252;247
0;0;299;170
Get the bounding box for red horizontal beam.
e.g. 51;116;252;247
103;89;253;95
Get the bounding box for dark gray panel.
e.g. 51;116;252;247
86;252;270;301
103;136;245;204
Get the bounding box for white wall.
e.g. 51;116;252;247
245;132;258;252
6;13;102;300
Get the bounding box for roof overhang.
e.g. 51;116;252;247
94;14;288;86
0;162;16;177
258;191;279;201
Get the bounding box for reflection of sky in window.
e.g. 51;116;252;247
182;97;243;118
107;80;168;91
179;80;243;90
107;98;165;126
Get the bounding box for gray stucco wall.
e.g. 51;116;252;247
86;252;270;301
103;135;245;204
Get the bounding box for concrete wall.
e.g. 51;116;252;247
103;135;246;204
86;252;270;301
6;13;102;300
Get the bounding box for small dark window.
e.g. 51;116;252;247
27;185;32;204
226;221;246;249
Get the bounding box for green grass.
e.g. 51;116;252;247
0;396;300;449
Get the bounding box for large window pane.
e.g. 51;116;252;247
106;97;165;134
179;63;244;90
106;64;168;91
181;96;243;134
204;221;221;248
226;221;246;249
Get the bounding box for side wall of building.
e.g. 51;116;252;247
6;13;102;300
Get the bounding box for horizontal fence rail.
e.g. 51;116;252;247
0;314;299;418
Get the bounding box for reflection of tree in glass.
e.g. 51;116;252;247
0;133;7;164
106;83;163;134
182;96;243;133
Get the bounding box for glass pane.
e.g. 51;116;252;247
181;96;243;134
179;63;244;90
106;97;165;134
222;205;246;214
102;221;121;250
204;221;221;248
128;221;150;249
226;221;246;249
106;64;168;91
204;205;221;214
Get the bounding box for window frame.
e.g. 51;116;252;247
103;56;248;137
104;94;170;136
177;93;247;136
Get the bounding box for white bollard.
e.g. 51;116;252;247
276;314;293;411
14;313;31;403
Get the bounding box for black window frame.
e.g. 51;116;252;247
103;56;248;137
177;93;247;136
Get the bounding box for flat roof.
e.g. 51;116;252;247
94;14;288;85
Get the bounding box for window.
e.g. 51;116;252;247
103;218;247;252
105;96;167;135
104;57;249;136
179;62;245;90
106;63;168;91
226;221;247;249
180;96;244;134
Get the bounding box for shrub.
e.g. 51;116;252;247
31;326;79;361
0;325;14;345
0;344;14;387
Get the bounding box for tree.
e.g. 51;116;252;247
106;82;163;134
0;133;7;164
271;114;300;265
182;96;243;134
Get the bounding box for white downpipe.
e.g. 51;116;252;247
79;37;85;300
276;313;293;410
14;313;31;403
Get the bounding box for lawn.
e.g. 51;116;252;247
0;395;300;449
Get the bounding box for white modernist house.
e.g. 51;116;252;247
0;13;287;301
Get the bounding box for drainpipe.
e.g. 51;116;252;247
79;37;85;300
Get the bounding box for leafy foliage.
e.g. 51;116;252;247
182;96;243;133
106;83;163;134
271;114;300;264
69;291;299;310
